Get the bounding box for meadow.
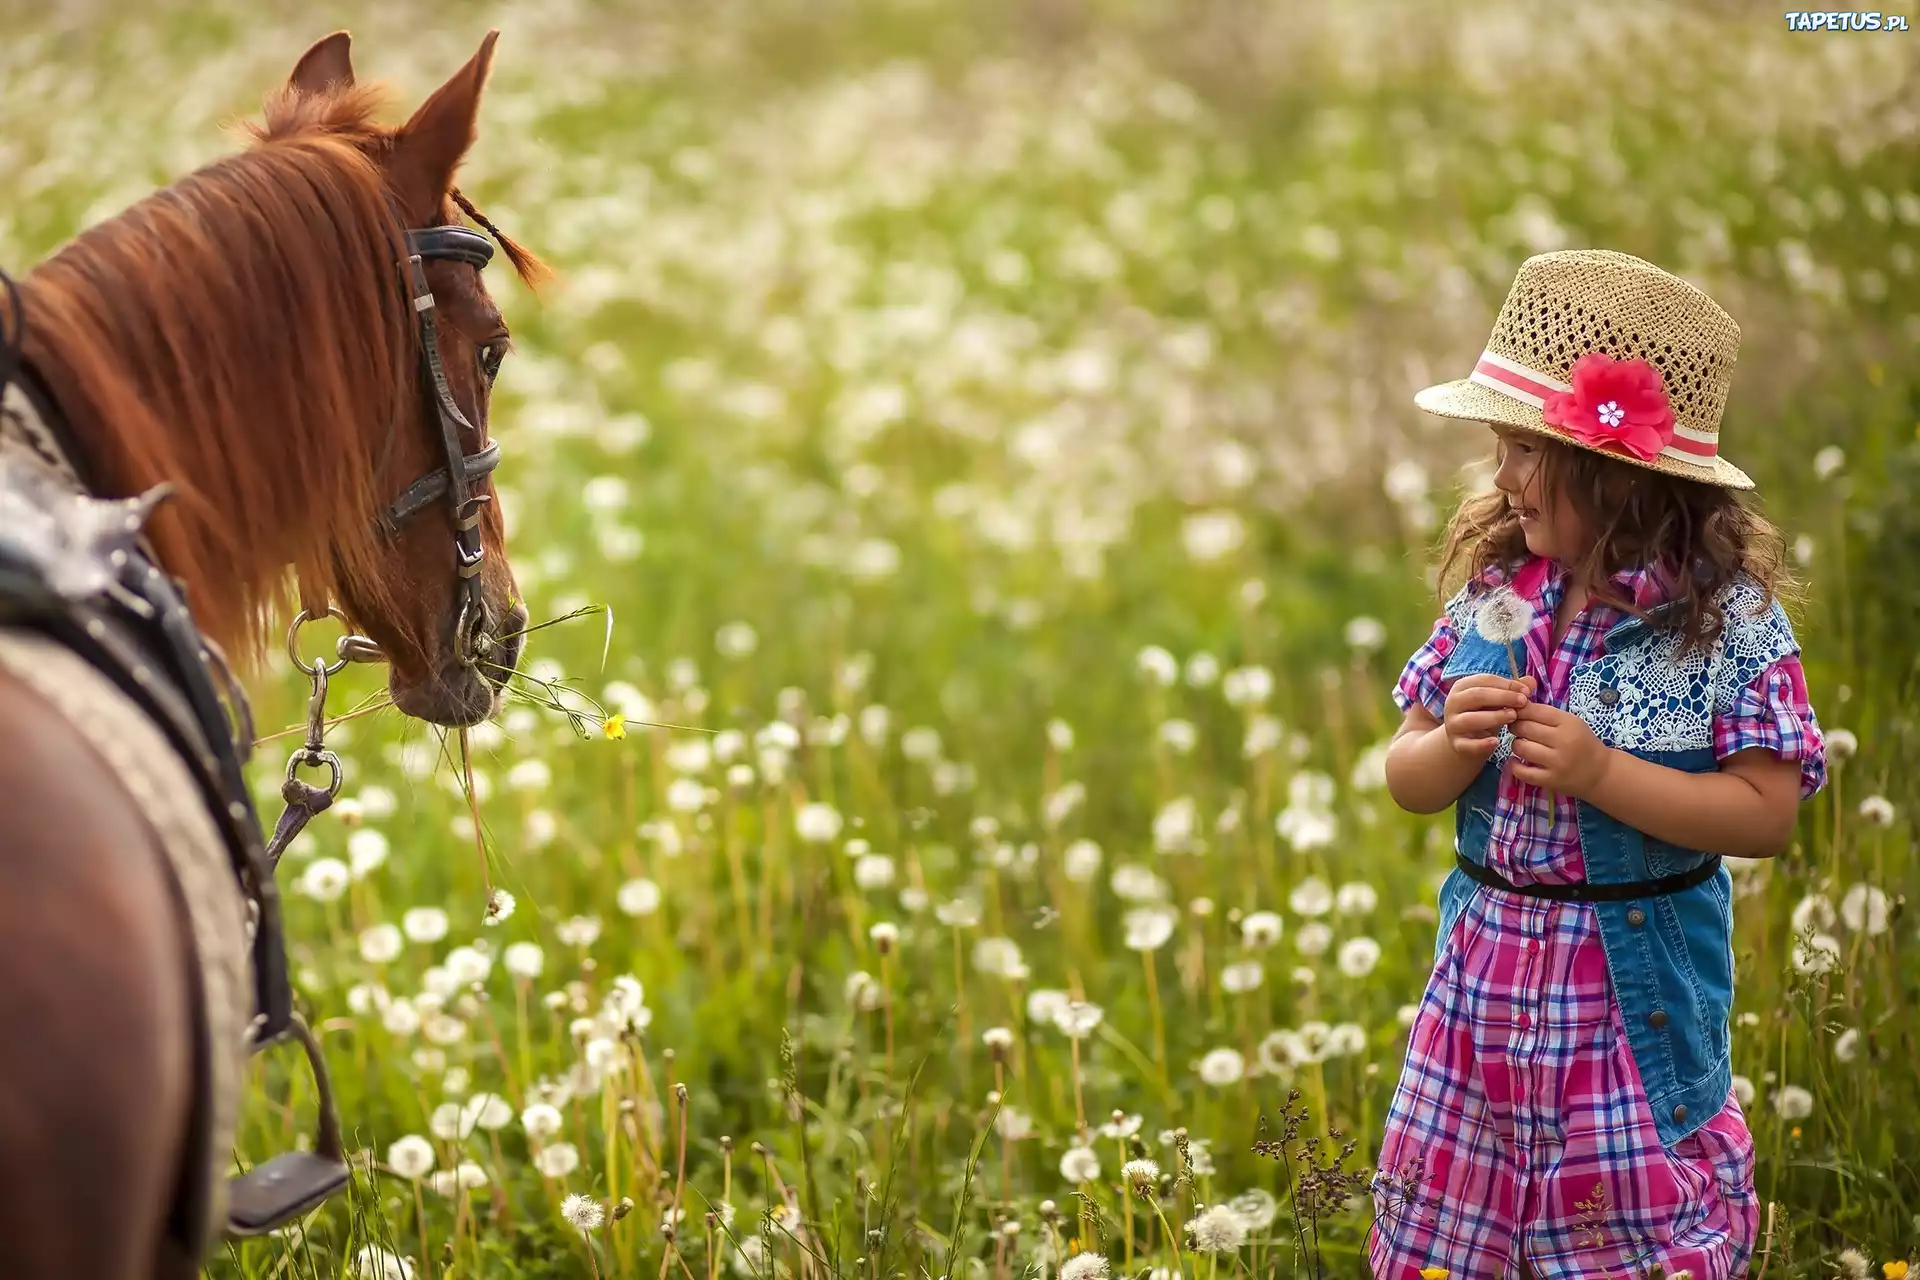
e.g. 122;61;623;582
2;1;1918;1276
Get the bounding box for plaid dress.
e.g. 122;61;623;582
1370;561;1826;1280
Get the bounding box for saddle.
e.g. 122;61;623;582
0;290;348;1254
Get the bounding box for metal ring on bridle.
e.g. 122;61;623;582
286;608;352;678
284;747;344;799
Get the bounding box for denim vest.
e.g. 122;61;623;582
1432;574;1800;1147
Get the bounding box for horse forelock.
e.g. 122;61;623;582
18;91;426;670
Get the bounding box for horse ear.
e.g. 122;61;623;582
389;30;499;221
289;31;355;95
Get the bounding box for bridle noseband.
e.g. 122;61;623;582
383;223;503;670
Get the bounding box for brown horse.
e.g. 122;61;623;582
0;29;540;1278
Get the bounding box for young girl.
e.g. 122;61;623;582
1370;250;1827;1279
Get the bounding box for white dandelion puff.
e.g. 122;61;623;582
1790;893;1836;934
1124;906;1178;951
461;1092;514;1133
1060;1253;1110;1280
1857;795;1895;828
1772;1084;1814;1119
503;943;545;980
1474;586;1534;646
1241;911;1284;948
300;858;350;902
617;878;663;917
483;888;515;926
1294;921;1334;957
562;1193;607;1232
1839;884;1891;934
534;1142;581;1178
1122;1158;1160;1195
1221;960;1264;993
795;802;844;843
1792;933;1841;974
1197;1047;1246;1087
1054;1001;1104;1039
358;923;403;965
1187;1204;1249;1253
521;1103;564;1139
385;1134;435;1180
1337;937;1382;977
1335;882;1379;915
1059;1145;1101;1183
1288;877;1334;917
1227;1188;1277;1231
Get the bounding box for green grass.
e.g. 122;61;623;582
3;1;1918;1277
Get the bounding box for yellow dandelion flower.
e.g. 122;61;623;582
601;714;627;741
1420;1269;1448;1280
1885;1263;1909;1280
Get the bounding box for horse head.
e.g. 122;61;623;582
281;31;537;725
20;29;545;728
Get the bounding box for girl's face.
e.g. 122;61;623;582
1492;428;1588;563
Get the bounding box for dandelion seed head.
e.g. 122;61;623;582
1188;1204;1248;1253
562;1193;607;1231
1241;911;1283;948
1060;1253;1111;1280
1058;1145;1101;1183
1197;1047;1246;1087
1122;1158;1160;1195
535;1142;581;1178
385;1134;435;1180
1474;586;1534;645
1773;1083;1814;1119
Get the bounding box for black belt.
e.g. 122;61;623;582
1454;851;1722;902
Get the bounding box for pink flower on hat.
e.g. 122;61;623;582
1540;353;1676;462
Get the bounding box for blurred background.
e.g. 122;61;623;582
3;1;1918;1276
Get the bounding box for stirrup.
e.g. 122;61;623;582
224;1015;353;1237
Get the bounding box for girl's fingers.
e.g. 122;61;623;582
1451;710;1515;735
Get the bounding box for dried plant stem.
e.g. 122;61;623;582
659;1085;691;1280
1142;951;1168;1088
1151;1197;1186;1280
880;952;896;1077
458;729;492;896
993;1058;1010;1203
1068;1036;1086;1134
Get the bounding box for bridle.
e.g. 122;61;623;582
379;222;503;670
273;219;508;854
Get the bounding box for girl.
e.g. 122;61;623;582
1370;250;1827;1279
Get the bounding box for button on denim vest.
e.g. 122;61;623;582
1433;574;1800;1147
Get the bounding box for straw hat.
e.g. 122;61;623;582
1414;249;1751;489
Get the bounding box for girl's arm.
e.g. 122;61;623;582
1385;673;1535;815
1385;705;1486;814
1580;747;1803;858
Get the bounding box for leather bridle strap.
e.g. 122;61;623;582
295;222;501;664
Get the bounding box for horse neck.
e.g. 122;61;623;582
17;166;409;661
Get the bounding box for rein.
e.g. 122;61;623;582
266;221;504;871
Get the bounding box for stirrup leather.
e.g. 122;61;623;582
224;1015;352;1237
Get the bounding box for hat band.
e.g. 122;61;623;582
1467;349;1720;462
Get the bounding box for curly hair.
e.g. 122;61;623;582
1436;434;1797;655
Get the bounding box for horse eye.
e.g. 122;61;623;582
478;341;507;382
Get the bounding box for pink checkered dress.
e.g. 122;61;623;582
1370;561;1826;1280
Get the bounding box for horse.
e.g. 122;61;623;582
0;29;542;1278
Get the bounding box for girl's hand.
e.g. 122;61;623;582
1510;702;1614;798
1440;674;1536;762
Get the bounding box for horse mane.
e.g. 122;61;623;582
17;84;541;668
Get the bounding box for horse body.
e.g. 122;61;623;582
0;30;539;1276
